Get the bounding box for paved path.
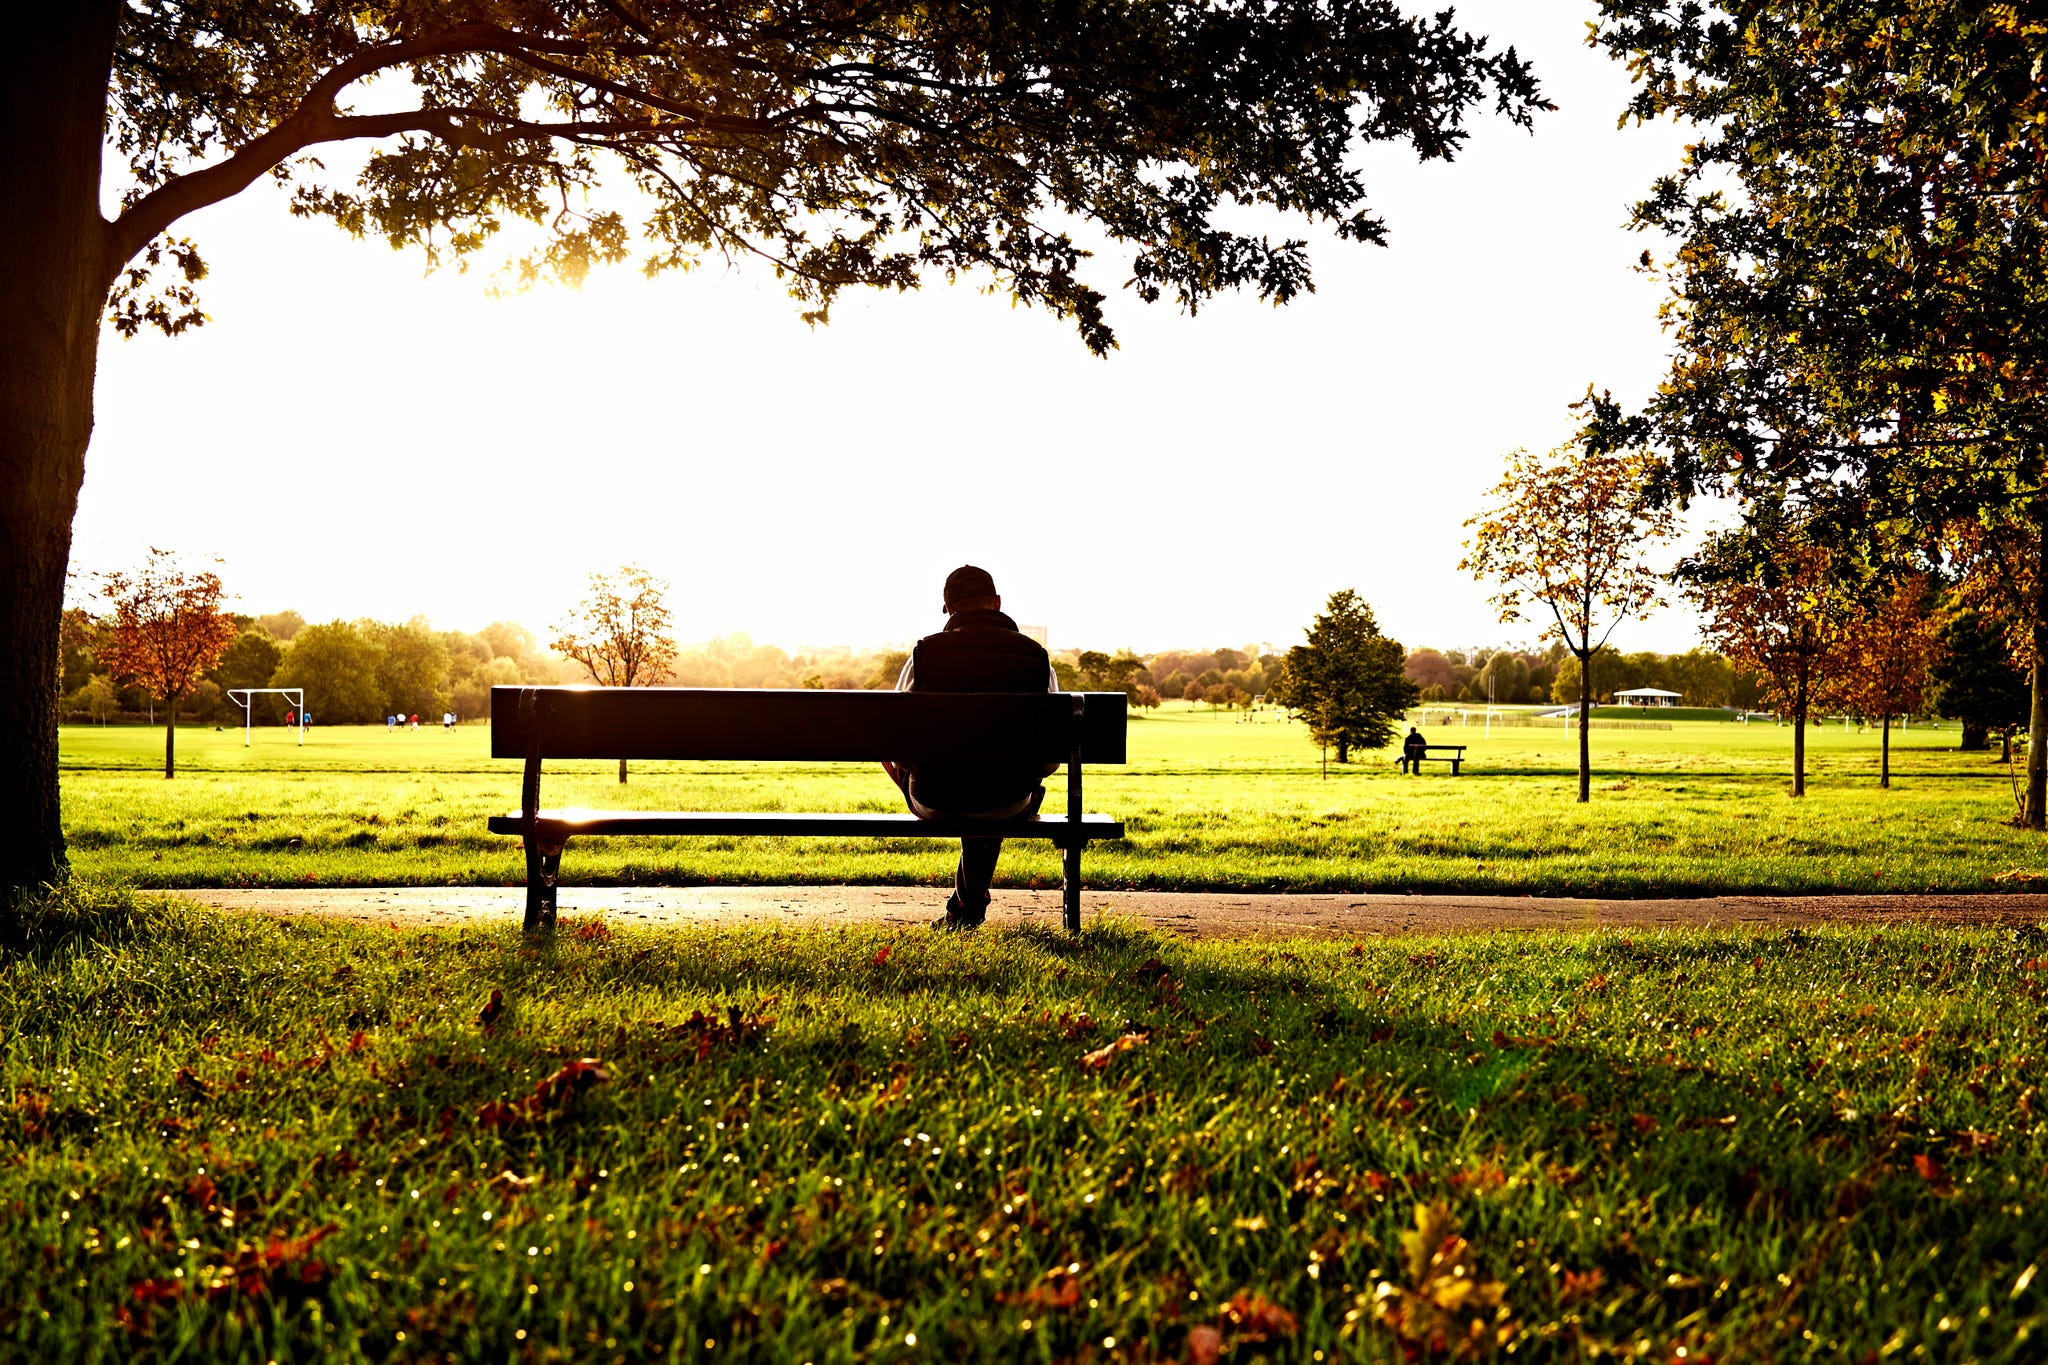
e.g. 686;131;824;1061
180;885;2048;938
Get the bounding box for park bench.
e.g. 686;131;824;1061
1397;744;1468;775
487;686;1127;935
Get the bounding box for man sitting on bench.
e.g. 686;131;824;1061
882;565;1060;931
1399;725;1427;774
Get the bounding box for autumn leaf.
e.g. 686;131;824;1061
1558;1267;1605;1303
1630;1113;1659;1134
1221;1291;1297;1340
478;989;504;1029
1913;1153;1950;1189
1372;1202;1514;1359
1185;1324;1224;1365
873;946;892;966
1080;1031;1152;1072
1134;957;1172;985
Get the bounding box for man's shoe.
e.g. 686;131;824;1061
930;893;986;931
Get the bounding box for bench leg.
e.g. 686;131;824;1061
1062;841;1082;936
523;838;564;933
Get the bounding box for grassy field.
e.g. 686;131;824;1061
59;706;2047;897
5;886;2044;1362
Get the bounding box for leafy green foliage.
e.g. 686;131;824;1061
6;888;2047;1360
1271;591;1417;762
105;0;1547;354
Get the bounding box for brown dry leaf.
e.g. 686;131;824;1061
1185;1323;1224;1365
1558;1267;1605;1303
478;989;504;1029
1372;1202;1514;1359
1221;1291;1297;1339
1080;1031;1151;1072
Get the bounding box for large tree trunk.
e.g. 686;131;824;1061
2030;499;2048;828
1961;721;1988;752
1335;739;1350;764
0;8;119;903
1576;649;1592;803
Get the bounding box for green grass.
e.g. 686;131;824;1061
6;884;2046;1361
60;707;2048;897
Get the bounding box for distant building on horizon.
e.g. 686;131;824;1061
1614;687;1682;708
1019;624;1049;647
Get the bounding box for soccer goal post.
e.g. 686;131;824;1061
226;688;306;747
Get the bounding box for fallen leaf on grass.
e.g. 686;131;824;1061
128;1223;339;1319
1185;1324;1224;1365
1221;1291;1297;1340
873;946;893;966
1369;1202;1514;1359
667;1004;775;1060
1080;1031;1152;1071
478;990;504;1029
477;1058;613;1131
1630;1113;1659;1134
1580;974;1611;995
1913;1153;1950;1190
1134;958;1172;985
1557;1267;1605;1303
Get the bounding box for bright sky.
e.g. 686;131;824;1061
74;0;1710;658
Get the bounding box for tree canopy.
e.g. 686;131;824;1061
1591;0;2048;821
107;0;1548;354
0;3;1548;899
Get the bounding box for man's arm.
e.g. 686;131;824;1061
896;654;915;691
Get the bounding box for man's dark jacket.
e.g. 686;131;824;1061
902;608;1054;814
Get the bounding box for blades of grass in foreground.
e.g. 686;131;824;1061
3;886;2046;1361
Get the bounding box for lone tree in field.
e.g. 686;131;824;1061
1686;537;1856;798
1841;577;1940;789
1;4;1545;904
1461;427;1676;802
551;566;677;784
1270;591;1416;766
95;549;238;779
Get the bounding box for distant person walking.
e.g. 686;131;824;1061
882;565;1059;931
1400;725;1427;774
386;714;396;732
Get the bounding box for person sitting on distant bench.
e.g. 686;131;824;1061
1399;725;1427;774
881;565;1060;931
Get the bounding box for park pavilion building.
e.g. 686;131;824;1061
1613;687;1683;708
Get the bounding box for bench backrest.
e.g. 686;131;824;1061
490;687;1128;764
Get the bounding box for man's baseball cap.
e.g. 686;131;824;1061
943;565;998;605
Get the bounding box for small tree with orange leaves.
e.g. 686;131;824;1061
550;565;677;784
1841;577;1941;789
1686;537;1856;798
97;549;238;779
1462;430;1676;802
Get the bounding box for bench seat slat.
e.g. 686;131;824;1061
488;810;1125;841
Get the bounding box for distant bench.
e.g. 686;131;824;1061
487;686;1128;934
1397;744;1468;775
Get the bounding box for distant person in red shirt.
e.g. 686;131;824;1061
883;566;1059;931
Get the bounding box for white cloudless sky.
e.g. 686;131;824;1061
74;0;1714;658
